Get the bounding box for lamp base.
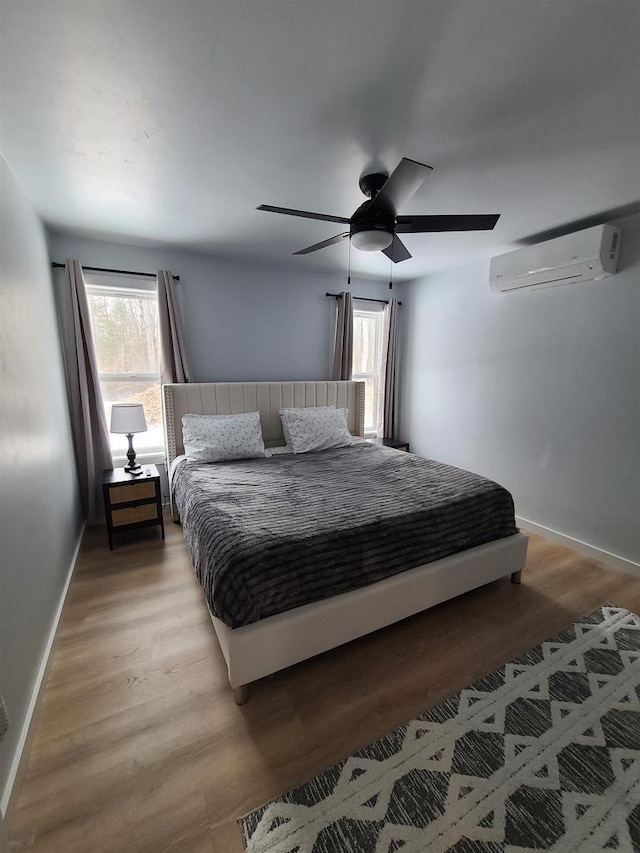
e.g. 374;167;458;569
125;433;143;475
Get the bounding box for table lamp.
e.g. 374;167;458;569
110;403;148;475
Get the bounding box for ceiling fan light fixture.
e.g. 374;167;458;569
350;229;393;252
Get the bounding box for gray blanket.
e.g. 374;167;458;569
172;443;517;628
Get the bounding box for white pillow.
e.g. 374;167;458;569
279;406;355;454
182;411;270;463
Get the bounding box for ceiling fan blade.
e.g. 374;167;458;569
396;213;500;233
257;204;350;224
293;233;350;255
382;235;412;263
369;158;433;214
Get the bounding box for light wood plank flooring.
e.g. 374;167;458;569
8;519;640;852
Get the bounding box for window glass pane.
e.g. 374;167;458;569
87;292;160;375
100;380;163;454
353;314;379;375
361;376;377;432
352;308;384;435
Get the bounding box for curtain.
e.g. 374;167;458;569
382;297;399;438
330;291;353;380
157;270;191;384
56;260;113;524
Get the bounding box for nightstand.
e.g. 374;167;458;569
102;465;165;550
367;437;410;452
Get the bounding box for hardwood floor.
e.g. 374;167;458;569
8;519;640;852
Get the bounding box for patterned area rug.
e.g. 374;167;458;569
239;605;640;852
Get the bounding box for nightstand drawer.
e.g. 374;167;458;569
111;503;159;528
108;481;157;505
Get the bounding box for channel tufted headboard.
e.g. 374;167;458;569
162;380;366;466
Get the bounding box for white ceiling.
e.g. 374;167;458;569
2;0;639;281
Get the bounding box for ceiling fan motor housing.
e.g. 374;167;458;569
350;216;394;238
351;186;395;250
358;171;388;199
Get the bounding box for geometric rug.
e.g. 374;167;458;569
239;605;640;852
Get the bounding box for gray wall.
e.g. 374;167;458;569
48;233;396;382
400;215;640;563
0;158;83;806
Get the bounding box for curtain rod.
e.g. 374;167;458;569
325;292;402;306
51;262;180;281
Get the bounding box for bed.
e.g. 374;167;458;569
163;380;528;703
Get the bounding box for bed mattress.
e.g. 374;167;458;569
172;443;517;628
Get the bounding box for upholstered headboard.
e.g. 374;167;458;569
163;380;366;465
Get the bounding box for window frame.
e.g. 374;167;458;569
352;301;385;437
84;273;165;466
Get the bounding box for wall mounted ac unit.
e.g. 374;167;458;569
489;224;621;293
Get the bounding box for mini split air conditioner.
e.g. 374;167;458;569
489;224;621;293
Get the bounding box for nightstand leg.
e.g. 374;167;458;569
107;530;114;551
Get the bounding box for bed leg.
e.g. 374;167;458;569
233;685;250;705
511;569;522;585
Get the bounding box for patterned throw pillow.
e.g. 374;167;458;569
182;411;270;463
279;406;355;454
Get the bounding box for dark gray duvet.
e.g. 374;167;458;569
172;443;517;628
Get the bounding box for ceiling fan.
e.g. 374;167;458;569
257;157;500;263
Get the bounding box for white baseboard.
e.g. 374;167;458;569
0;523;86;818
516;515;640;577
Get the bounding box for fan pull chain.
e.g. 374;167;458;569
347;237;352;286
389;255;393;290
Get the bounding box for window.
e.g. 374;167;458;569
85;274;164;463
352;301;385;436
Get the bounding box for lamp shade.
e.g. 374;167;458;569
350;229;393;252
110;403;148;434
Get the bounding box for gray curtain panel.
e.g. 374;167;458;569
56;260;113;524
383;297;399;438
330;291;353;381
157;270;191;384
